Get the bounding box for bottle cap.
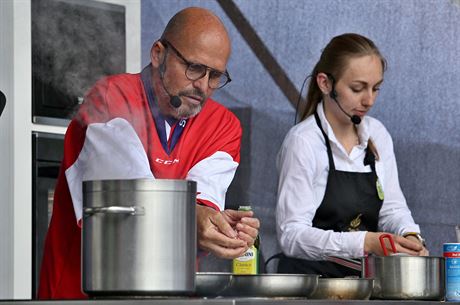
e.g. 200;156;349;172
238;205;252;211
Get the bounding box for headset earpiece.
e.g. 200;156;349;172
159;60;166;77
329;89;337;100
325;73;337;99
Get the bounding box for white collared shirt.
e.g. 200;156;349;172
276;102;420;260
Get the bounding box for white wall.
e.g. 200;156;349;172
0;0;15;299
0;0;140;299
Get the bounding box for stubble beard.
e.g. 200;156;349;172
173;89;206;119
175;103;202;119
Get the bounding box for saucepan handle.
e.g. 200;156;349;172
83;206;145;216
379;233;397;256
326;256;362;271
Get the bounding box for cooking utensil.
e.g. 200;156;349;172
379;233;397;256
230;274;318;298
310;278;374;300
195;273;319;298
82;179;197;296
365;254;445;300
326;256;362;271
328;234;444;300
364;234;445;300
195;273;232;297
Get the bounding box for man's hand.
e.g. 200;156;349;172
196;205;248;259
221;209;260;247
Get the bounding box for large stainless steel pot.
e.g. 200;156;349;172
82;179;196;296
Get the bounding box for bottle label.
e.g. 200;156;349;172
444;243;460;301
233;246;258;274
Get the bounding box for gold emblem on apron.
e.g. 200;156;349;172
348;213;362;231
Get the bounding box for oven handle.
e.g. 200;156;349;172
83;206;145;216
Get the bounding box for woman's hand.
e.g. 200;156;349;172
364;232;425;256
404;235;429;256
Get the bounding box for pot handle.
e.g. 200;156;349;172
379;233;397;256
83;206;145;216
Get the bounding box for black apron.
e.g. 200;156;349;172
277;112;383;277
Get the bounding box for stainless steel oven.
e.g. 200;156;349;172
32;132;64;298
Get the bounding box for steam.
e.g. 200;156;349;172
32;0;126;104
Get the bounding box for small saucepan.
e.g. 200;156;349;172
328;234;445;300
363;234;445;300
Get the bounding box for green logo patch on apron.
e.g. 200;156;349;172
376;179;384;201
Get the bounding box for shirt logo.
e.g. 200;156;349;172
155;158;179;165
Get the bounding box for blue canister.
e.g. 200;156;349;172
444;243;460;301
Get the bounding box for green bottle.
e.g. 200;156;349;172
232;205;259;274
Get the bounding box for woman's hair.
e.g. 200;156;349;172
301;33;386;120
301;33;386;160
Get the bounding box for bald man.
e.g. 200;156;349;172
38;7;260;299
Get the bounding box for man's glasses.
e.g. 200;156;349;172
161;39;231;89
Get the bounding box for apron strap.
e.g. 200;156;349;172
364;147;376;172
315;111;377;172
314;112;336;171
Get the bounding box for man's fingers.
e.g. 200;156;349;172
196;205;252;259
210;212;238;238
203;227;247;248
199;241;247;259
236;221;259;239
239;217;260;230
222;209;254;225
198;228;248;258
236;230;255;247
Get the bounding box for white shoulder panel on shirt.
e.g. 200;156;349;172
65;117;154;222
186;151;238;211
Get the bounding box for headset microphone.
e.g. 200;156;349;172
169;95;182;108
327;74;361;125
159;61;182;108
330;89;361;125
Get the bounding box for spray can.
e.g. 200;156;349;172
444;243;460;301
232;205;259;274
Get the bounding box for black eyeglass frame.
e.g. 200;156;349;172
160;39;232;89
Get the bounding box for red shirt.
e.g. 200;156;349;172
38;72;241;299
